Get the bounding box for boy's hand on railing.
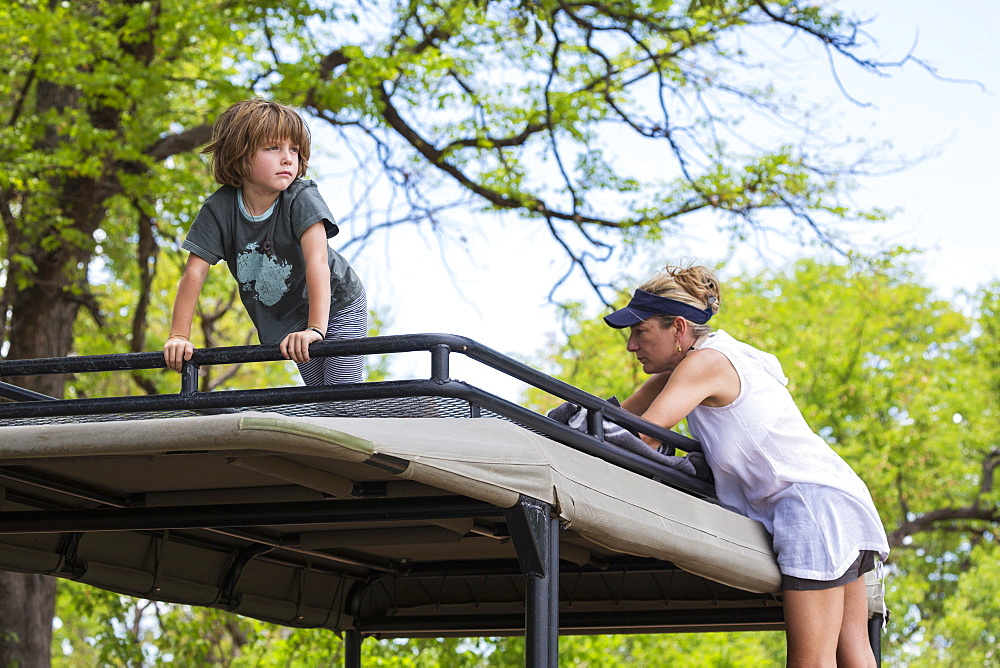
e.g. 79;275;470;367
163;335;194;372
280;328;324;364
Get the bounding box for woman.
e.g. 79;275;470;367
606;264;888;667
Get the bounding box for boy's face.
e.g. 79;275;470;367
244;138;300;193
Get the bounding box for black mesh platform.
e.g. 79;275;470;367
0;395;518;428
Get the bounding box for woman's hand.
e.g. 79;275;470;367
280;328;324;363
163;336;195;372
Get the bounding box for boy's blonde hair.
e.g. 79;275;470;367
202;99;311;187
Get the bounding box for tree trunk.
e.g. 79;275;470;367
0;73;96;667
0;252;85;667
0;573;58;667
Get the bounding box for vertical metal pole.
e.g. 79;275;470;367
503;497;556;668
525;557;549;668
180;361;199;395
586;408;604;441
548;516;560;668
344;629;362;668
868;613;883;667
430;344;450;383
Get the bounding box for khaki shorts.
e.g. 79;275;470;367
782;550;877;591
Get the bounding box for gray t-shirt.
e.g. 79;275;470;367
182;179;364;344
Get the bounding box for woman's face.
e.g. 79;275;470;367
626;317;682;375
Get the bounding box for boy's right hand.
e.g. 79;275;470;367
163;336;195;372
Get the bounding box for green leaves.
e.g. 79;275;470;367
280;0;885;283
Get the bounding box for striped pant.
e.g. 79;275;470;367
296;290;367;386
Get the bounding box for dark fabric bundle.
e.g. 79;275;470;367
547;398;713;482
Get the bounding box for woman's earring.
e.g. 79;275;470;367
676;341;683;353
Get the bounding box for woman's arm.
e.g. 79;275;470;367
280;222;332;363
630;349;741;446
620;372;670;416
163;254;210;372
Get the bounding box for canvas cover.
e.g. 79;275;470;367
0;412;884;634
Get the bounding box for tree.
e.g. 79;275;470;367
1;0;932;662
0;0;326;661
902;282;1000;665
291;0;913;297
525;255;1000;663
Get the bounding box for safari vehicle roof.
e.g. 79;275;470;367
0;334;884;644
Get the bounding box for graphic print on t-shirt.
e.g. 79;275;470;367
235;242;292;306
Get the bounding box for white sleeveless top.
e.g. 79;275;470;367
686;331;889;580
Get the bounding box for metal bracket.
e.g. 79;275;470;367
215;543;274;609
503;496;552;578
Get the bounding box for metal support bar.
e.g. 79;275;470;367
503;497;549;578
344;629;362;668
0;468;396;574
869;613;883;667
344;578;368;668
504;496;559;668
56;532;86;579
180;362;199;395
0;468;123;507
359;606;786;636
0;381;54;402
430;344;450;383
586;408;604;441
547;515;560;667
215;543;275;609
367;555;686;580
526;563;550;668
0;333;702;453
0;496;503;534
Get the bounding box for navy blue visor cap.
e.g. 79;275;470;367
604;289;714;329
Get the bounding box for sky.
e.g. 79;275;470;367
314;0;1000;399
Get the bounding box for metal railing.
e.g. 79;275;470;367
0;333;713;498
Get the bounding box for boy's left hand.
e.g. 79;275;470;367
280;328;324;363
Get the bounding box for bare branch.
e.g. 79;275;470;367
5;51;40;128
887;447;1000;549
888;505;1000;548
145;125;213;162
